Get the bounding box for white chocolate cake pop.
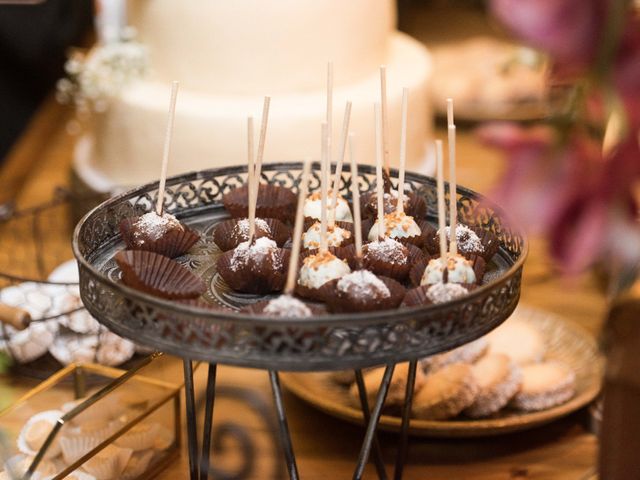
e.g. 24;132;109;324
367;210;421;241
303;222;351;250
304;191;353;223
298;251;351;290
421;253;476;285
228;237;282;272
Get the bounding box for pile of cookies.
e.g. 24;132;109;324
345;315;577;420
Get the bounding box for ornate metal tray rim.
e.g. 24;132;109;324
72;162;528;328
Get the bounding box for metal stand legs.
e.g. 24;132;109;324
269;370;300;480
181;361;418;480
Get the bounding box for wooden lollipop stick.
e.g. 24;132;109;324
247;116;256;240
285;158;312;295
329;101;352;225
155;81;179;216
326;62;333;169
348;133;363;259
253;96;271;184
380;65;390;176
0;304;31;330
374;102;385;241
397;87;409;214
435;140;447;260
320;122;329;253
447;98;458;255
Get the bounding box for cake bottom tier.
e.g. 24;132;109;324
75;32;433;192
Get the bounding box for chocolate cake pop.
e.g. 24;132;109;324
296;123;351;301
321;120;405;313
245;158;326;317
212;217;290;251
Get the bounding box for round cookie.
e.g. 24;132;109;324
464;354;522;418
349;363;425;409
510;361;576;411
411;363;479;420
421;338;488;373
485;319;545;365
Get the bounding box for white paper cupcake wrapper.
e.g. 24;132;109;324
115;423;160;451
16;410;63;459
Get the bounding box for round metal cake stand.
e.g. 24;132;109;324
73;162;527;480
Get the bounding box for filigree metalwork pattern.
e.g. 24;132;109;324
74;163;526;371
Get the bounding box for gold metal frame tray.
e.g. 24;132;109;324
281;306;603;437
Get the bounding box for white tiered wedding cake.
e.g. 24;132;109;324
74;0;433;191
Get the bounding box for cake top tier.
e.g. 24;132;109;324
129;0;395;94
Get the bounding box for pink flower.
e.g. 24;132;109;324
489;0;604;68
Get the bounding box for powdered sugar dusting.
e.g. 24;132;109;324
426;282;469;304
337;270;390;298
439;224;484;253
263;295;312;318
364;238;408;265
232;218;271;239
133;212;183;241
230;237;281;271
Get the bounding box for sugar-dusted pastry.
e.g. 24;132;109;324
464;354;522;417
426;224;500;262
17;410;63;458
349;362;426;409
422;338;488;372
243;294;323;318
119;211;200;258
485;319;545;365
411;363;479;420
360;238;424;282
361;190;427;219
212;217;291;252
303;222;352;250
511;361;576;412
322;269;405;313
304;190;353;223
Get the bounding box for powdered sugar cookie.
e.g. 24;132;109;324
464;354;522;418
485;319;545;365
421;338;488;372
510;361;576;411
412;363;479;420
349;363;425;408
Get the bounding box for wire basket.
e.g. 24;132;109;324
0;189;147;380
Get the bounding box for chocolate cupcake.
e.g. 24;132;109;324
342;238;425;282
402;282;476;307
222;183;297;223
217;237;289;294
212;217;291;251
425;223;499;261
321;270;405;313
115;250;206;300
295;250;351;301
360;190;427;220
119;213;199;259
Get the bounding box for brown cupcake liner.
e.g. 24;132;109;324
402;283;477;307
216;247;290;294
300;220;355;252
360;191;427;220
294;282;329;303
119;217;200;259
409;254;486;287
223;183;297;223
361;218;434;249
212;217;291;251
115;250;206;300
320;274;406;313
361;243;426;283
